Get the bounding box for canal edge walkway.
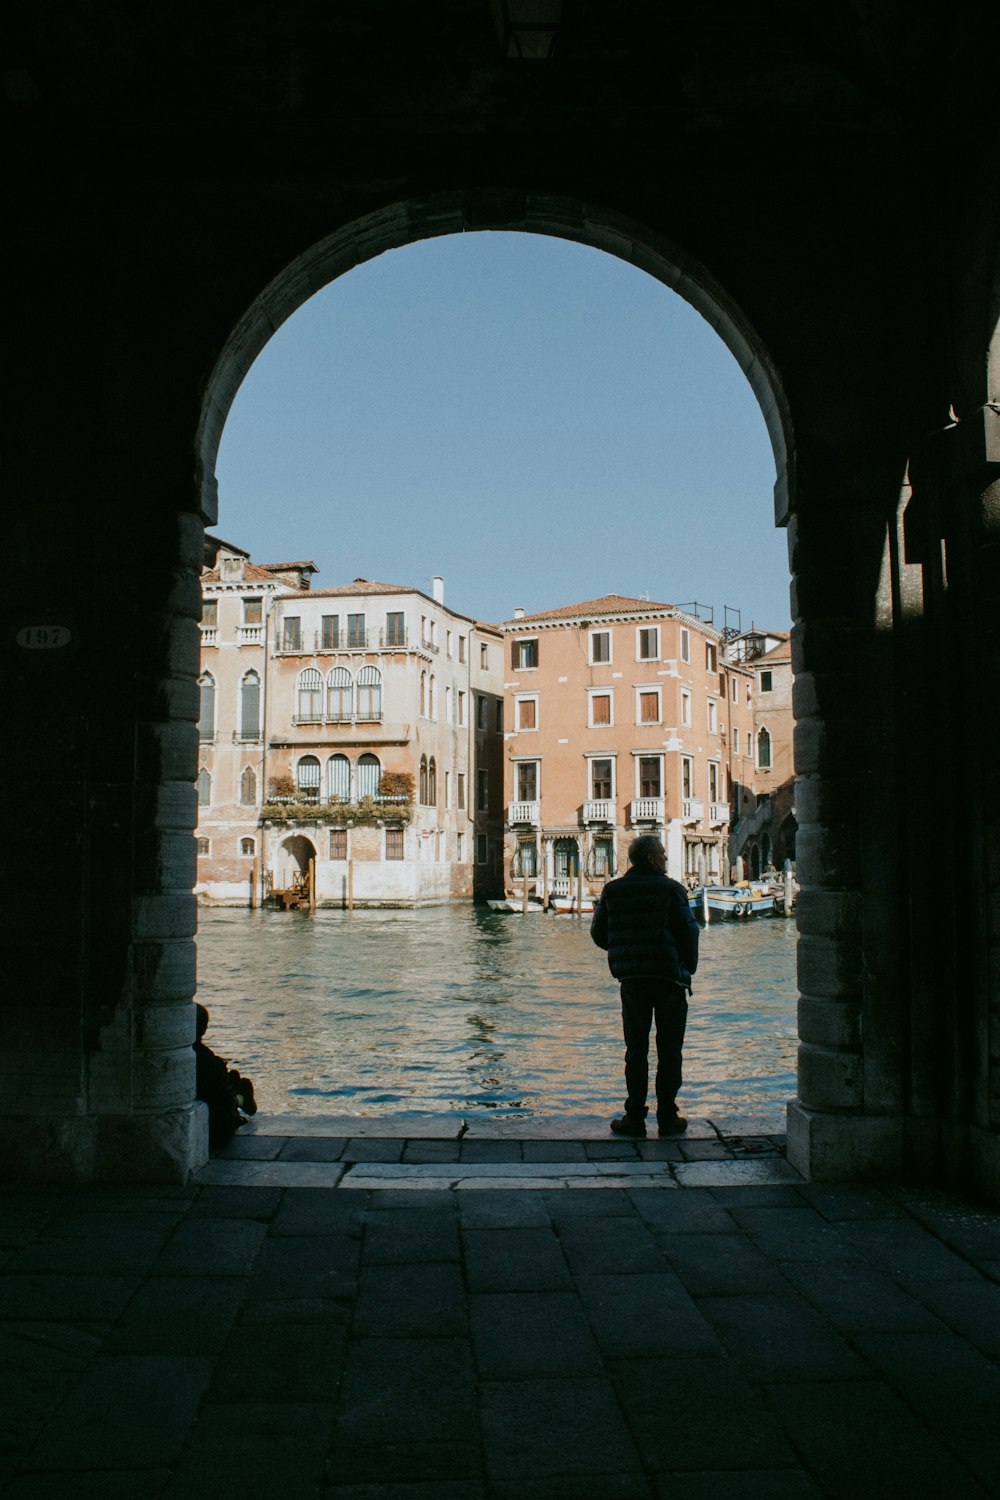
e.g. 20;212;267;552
197;1111;798;1190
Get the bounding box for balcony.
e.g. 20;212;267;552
630;797;664;824
710;801;730;826
582;799;615;825
200;626;218;647
507;800;540;826
237;625;263;646
682;798;705;824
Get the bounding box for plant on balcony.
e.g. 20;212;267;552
377;769;414;802
260;794;412;827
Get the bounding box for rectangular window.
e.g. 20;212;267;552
517;761;538;801
458;690;466;726
444;770;451;808
476;833;488;864
457;831;465;862
682;756;694;798
680;627;691;663
731;675;739;703
637;626;659;660
321;614;339;649
385;611;405;646
707;698;718;733
708;762;720;802
591;758;613;799
516;697;538;731
329;828;348;860
282;616;301;651
243;597;262;625
385;828;404;861
590;630;611;664
639;756;661;798
759;669;773;692
514;638;538;670
477;695;489;730
457;772;466;810
496;701;503;732
477;770;489;812
347;613;365;648
638;690;659;725
680;688;692;727
445;685;453;723
706;642;718;672
201;599;217;626
733;727;740;755
480;642;488;669
446;630;453;658
459;635;466;663
592;836;615;876
589;691;612;727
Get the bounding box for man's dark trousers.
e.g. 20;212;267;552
620;977;688;1121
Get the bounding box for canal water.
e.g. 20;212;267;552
195;905;798;1120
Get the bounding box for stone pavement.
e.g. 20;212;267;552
2;1116;1000;1498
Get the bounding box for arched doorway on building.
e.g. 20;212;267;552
277;834;316;889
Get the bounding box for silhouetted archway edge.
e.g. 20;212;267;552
195;193;796;527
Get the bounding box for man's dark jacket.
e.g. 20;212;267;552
591;867;699;988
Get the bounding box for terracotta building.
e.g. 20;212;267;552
196;541;504;906
727;629;796;876
499;595;754;899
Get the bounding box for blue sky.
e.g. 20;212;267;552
215;232;788;632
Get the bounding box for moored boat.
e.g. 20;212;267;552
689;882;776;922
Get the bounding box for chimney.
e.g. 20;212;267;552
432;576;444;604
513;607;524;619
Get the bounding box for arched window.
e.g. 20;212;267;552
356;753;381;800
240;766;257;806
428;756;437;805
297;668;323;722
356;665;382;723
327;666;352;722
198;673;215;741
197;768;211;806
419;755;428;804
757;727;772;770
240;837;255;857
327;753;351;803
197;836;210;855
240;670;261;740
296;754;321;801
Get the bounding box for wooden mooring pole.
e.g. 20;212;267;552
308;857;316;912
250;857;259;910
348;857;354;912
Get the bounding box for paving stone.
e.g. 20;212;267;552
577;1273;720;1358
470;1292;603;1378
851;1330;1000;1436
402;1141;463;1163
327;1484;484;1500
250;1234;360;1301
164;1400;332;1496
0;1323;105;1460
660;1231;789;1296
104;1275;247;1354
609;1355;797;1473
251;1113;458;1139
462;1228;571;1291
363;1209;460;1264
628;1188;737;1234
677;1139;732;1160
270;1189;369;1237
766;1380;991;1497
240;1296;353;1327
950;1437;1000;1491
522;1141;589;1162
152;1217;267;1277
892;1187;1000;1261
25;1354;213;1471
911;1277;1000;1358
652;1471;823;1499
460;1140;524;1163
726;1206;862;1263
836;1218;981;1284
635;1139;685;1162
189;1186;283;1220
0;1274;139;1323
480;1377;642;1480
798;1183;906;1220
278;1138;349;1161
328;1440;482;1485
584;1140;642;1160
353;1189;455;1211
492;1478;653;1500
6;1215;179;1277
195;1160;346;1188
210;1316;347;1401
675;1159;802;1188
352;1263;467;1337
696;1292;865;1382
4;1471;172;1498
710;1110;788;1136
457;1194;552;1229
344;1139;406;1163
555;1218;668;1276
543;1190;637;1221
707;1185;805;1206
214;1133;285;1160
779;1261;944;1333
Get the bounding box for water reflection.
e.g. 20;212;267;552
195;905;797;1118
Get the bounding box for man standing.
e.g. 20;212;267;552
591;834;700;1137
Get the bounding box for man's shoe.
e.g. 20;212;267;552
657;1116;688;1136
610;1115;647;1138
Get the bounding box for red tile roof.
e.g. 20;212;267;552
202;560;303;586
503;593;674;625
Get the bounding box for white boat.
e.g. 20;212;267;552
689;882;776;922
549;894;596;915
486;898;546;913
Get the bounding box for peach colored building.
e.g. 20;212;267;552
195;540;505;905
727;628;796;875
499;595;755;899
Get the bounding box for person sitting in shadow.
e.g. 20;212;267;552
193;1002;257;1148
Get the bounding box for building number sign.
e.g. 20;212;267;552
15;625;73;650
